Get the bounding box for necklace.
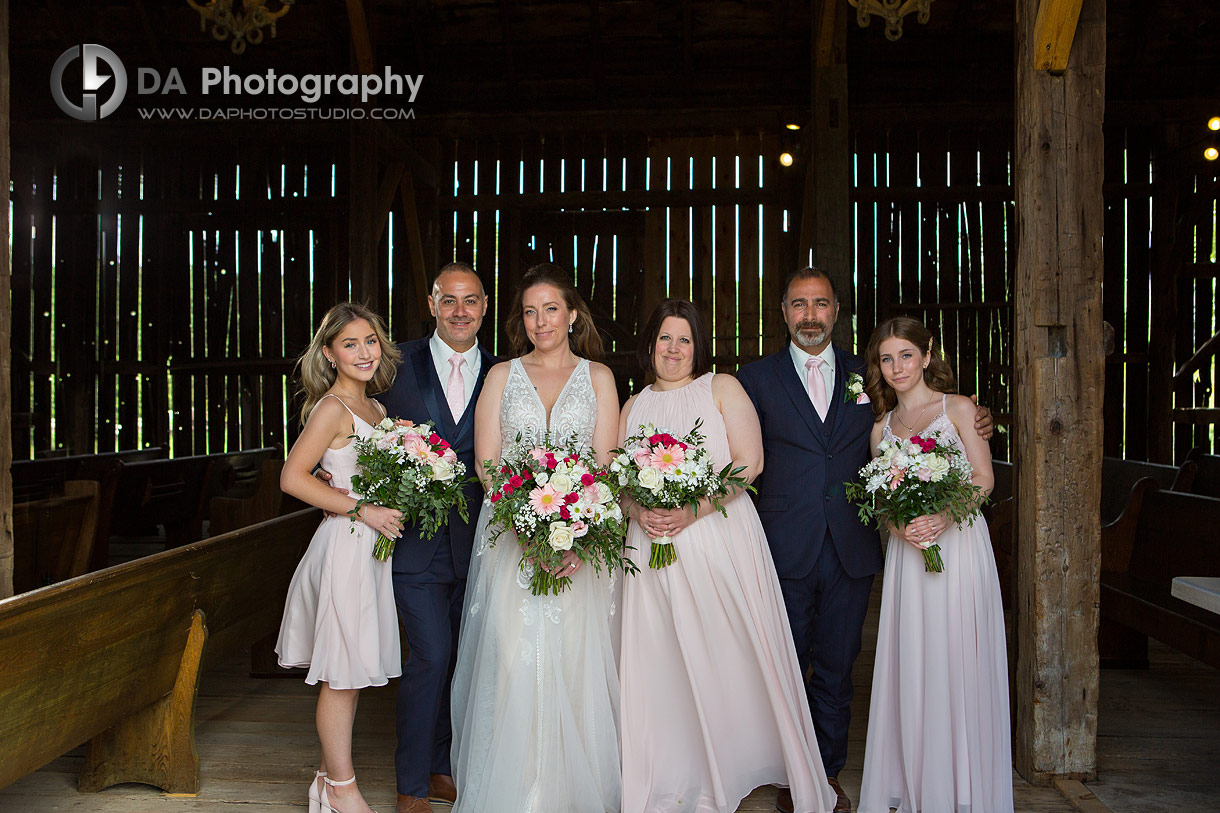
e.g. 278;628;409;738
895;400;932;433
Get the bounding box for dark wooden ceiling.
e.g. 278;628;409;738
8;1;1220;130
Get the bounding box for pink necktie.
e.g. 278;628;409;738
446;354;466;421
805;357;828;421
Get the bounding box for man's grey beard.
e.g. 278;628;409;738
793;327;827;348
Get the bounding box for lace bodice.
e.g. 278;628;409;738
882;395;963;453
499;357;598;455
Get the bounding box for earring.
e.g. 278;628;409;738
568;323;574;334
329;360;336;369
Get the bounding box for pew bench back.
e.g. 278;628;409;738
0;508;319;793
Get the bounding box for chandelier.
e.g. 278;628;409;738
847;0;934;42
187;0;295;55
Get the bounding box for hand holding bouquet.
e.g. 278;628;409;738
350;418;472;561
845;433;985;572
611;419;751;569
484;437;636;596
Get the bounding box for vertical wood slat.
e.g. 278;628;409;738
1123;130;1152;460
668;138;692;304
59;154;100;455
980;130;1012;453
1101;129;1126;457
97;159;119;454
116;148;141;451
713;138;737;372
259;149;285;454
9;156;32;461
142;148;170;451
691;138;714;333
761;141;785;357
853;130;877;348
30;156;54;455
641;137;669;342
237;149;266;450
953;130;983;403
737;136;762;366
1189;171;1218;455
919;129;947;349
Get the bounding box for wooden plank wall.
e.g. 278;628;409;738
8;137;350;459
852;126;1016;460
1102;125;1220;461
10;123;1214;461
439;133;793;399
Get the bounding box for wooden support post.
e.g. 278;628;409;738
1013;0;1105;783
808;0;852;349
79;610;208;793
0;0;11;600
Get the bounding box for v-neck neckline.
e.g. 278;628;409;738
516;357;584;432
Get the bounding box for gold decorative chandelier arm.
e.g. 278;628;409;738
847;0;934;42
187;0;295;55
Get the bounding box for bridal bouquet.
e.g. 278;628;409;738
611;420;750;569
350;418;472;561
484;436;634;596
845;433;984;572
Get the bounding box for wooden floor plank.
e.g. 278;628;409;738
17;561;1210;811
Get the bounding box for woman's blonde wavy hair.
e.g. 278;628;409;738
863;316;957;420
297;302;402;425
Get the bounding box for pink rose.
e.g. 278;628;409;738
917;467;932;482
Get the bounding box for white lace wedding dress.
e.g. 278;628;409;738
450;358;622;813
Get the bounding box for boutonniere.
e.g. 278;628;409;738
844;372;870;404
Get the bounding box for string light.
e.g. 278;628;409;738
779;152;794;167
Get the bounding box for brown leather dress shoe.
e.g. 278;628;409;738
427;773;457;805
775;787;794;813
396;794;434;813
827;777;851;813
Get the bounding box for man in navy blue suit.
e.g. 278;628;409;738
737;266;989;813
375;262;496;813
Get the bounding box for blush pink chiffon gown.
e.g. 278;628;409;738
858;402;1013;813
619;374;835;813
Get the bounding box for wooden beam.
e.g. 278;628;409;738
373;161;406;245
345;0;375;76
1147;125;1183;462
1;0;11;600
1173;329;1220;386
1032;0;1085;72
1013;0;1105;783
348;123;381;311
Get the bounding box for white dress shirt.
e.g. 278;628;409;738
789;341;836;407
429;332;482;414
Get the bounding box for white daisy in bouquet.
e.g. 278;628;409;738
349;418;472;561
845;433;985;572
611;419;751;569
484;435;636;596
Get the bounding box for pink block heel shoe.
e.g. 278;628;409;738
321;774;375;813
308;770;327;813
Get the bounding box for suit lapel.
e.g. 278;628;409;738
412;346;457;437
771;349;823;441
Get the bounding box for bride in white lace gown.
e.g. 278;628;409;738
450;264;623;813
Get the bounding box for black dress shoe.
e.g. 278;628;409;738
775;787;794;813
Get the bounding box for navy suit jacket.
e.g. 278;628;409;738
375;337;497;578
737;345;883;581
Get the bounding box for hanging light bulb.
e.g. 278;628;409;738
1205;147;1219;162
779;152;795;167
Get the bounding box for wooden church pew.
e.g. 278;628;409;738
0;508;318;795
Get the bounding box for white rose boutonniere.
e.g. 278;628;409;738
844;371;870;404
